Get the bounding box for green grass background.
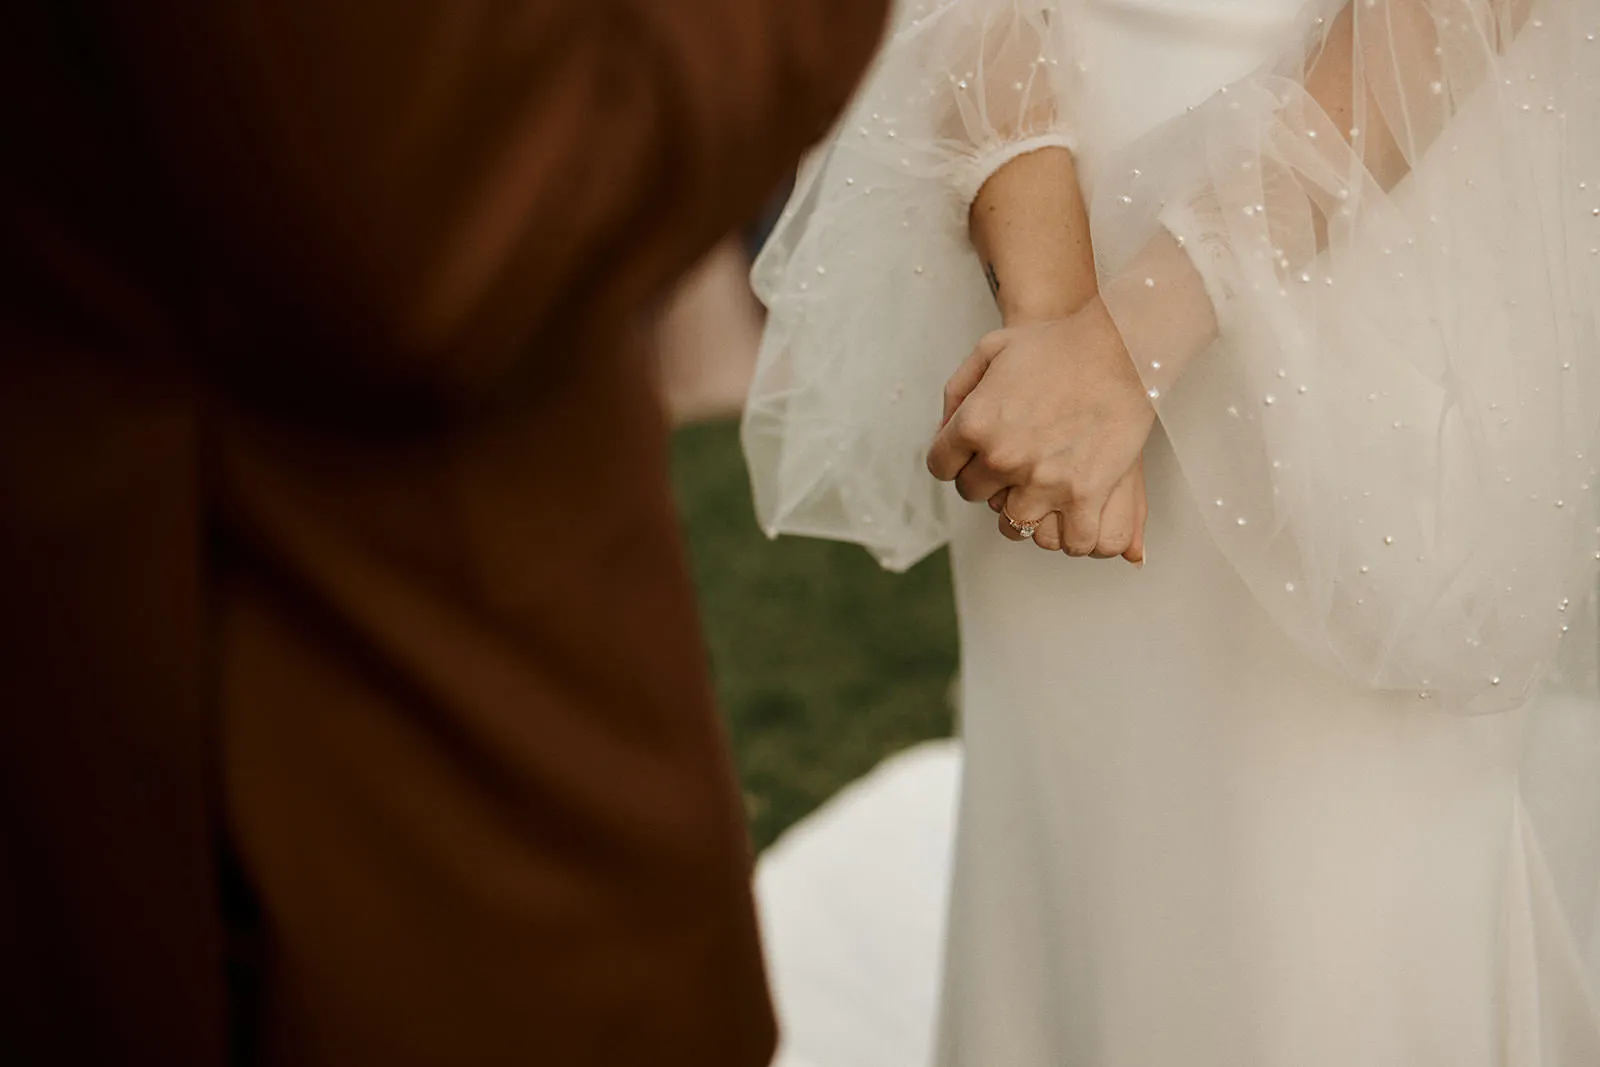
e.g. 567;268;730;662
671;419;959;850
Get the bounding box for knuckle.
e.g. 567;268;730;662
1064;521;1100;556
1098;530;1133;554
984;444;1029;475
953;407;992;444
1034;464;1077;497
1074;470;1113;503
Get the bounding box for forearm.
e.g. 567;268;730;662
969;147;1097;325
1103;0;1538;384
1311;0;1535;194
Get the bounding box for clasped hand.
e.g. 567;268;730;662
926;297;1153;564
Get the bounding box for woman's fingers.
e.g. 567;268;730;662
954;457;1008;504
994;508;1064;548
929;309;1160;558
995;511;1030;542
1004;480;1098;557
927;430;975;483
1029;513;1065;552
991;486;1057;546
1090;464;1142;560
1000;483;1056;535
1060;499;1102;557
1125;462;1148;566
941;332;1007;428
986;463;1146;562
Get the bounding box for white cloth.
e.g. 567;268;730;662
757;741;962;1067
746;0;1600;1063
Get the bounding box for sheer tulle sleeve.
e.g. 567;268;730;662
745;0;1082;570
1094;0;1600;712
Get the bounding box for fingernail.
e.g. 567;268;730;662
1130;553;1146;570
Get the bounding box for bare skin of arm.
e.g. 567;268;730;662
931;146;1150;564
1104;0;1539;381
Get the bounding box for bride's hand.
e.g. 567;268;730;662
927;297;1155;561
990;459;1148;562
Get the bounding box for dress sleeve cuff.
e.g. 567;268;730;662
952;132;1079;208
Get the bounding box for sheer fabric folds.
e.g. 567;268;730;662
747;0;1600;713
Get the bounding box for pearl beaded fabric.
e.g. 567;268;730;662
747;0;1076;569
746;0;1600;715
1092;0;1600;714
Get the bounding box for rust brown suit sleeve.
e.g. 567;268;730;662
106;1;888;403
0;3;887;1067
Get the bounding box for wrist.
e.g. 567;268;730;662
1082;294;1136;372
1000;285;1099;328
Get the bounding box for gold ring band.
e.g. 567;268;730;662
1002;506;1047;539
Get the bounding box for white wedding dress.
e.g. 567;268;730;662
745;0;1600;1064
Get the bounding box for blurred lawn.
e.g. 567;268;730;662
671;419;959;851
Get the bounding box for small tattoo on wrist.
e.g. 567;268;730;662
983;262;1001;303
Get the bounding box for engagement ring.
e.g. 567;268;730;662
1002;507;1046;540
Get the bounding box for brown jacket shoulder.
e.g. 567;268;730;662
0;3;887;1065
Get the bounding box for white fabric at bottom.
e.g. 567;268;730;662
757;441;1600;1066
934;433;1600;1066
757;742;961;1067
